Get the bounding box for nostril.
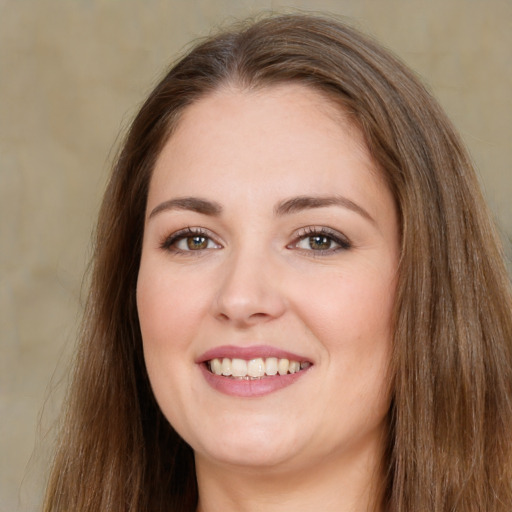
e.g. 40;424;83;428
250;312;271;319
215;310;273;327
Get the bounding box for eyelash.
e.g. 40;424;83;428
160;227;220;255
289;226;352;254
159;226;351;255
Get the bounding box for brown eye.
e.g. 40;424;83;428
186;236;209;250
290;227;351;254
308;235;333;251
162;228;222;253
176;234;219;251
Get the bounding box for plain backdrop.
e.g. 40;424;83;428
1;1;511;510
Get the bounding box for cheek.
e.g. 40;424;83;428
136;263;208;351
136;266;199;406
136;266;203;427
294;269;395;347
285;269;394;446
294;269;394;405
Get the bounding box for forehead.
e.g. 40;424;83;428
168;83;368;159
148;84;389;216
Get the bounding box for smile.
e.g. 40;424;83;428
197;345;313;397
207;357;312;379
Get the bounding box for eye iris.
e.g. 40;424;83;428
309;235;331;250
187;236;208;250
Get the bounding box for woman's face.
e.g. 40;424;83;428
137;84;399;474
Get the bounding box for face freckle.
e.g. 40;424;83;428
136;84;399;477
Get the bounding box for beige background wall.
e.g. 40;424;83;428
1;1;511;510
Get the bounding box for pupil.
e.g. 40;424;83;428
310;236;331;250
187;236;207;250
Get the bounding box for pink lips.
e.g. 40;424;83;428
196;344;308;364
196;345;312;398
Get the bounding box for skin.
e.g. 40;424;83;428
137;84;400;512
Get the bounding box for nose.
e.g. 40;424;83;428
212;250;287;328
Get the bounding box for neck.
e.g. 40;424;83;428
195;439;385;512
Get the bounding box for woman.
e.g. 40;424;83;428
44;14;512;512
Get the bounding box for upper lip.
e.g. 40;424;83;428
196;345;311;364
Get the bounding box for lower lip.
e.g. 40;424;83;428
199;364;310;397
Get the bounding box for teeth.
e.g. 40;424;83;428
247;358;265;377
278;358;289;375
231;358;248;377
289;361;300;374
208;357;310;378
265;357;278;376
221;358;232;376
210;358;222;375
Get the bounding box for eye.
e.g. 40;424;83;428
176;235;216;251
289;227;351;254
161;227;221;253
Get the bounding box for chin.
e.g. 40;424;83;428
196;440;301;470
188;415;308;469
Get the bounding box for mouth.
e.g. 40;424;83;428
206;357;312;380
197;345;313;396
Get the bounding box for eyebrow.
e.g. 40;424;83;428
275;195;375;223
148;194;374;223
149;197;223;219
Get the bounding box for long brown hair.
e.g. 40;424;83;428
44;14;512;511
